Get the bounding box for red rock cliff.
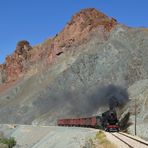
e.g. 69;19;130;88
0;8;117;84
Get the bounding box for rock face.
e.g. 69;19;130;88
0;40;32;83
127;80;148;140
0;8;148;139
0;8;117;84
52;8;117;55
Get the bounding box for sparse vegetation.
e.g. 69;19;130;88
95;131;116;148
85;131;116;148
0;137;16;148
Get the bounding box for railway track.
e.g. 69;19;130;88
111;132;148;148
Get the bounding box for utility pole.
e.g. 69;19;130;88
135;98;137;135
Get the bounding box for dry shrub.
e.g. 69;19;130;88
95;131;116;148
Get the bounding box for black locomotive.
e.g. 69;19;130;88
101;109;119;132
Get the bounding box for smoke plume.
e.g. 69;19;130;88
68;84;129;116
33;84;129;120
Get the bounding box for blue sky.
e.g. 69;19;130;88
0;0;148;63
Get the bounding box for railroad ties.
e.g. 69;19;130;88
111;132;148;148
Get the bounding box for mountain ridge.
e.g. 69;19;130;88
0;8;117;85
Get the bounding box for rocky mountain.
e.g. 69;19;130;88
0;8;148;139
0;8;117;84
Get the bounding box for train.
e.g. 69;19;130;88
57;109;119;132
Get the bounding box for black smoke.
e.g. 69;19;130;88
64;84;129;116
106;85;129;110
33;84;129;120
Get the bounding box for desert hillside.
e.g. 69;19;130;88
0;8;148;139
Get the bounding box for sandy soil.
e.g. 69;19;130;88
0;125;98;148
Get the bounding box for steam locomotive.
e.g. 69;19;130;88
57;109;119;132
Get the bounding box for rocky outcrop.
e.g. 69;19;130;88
0;8;117;84
0;40;32;83
32;8;117;63
51;8;117;56
126;80;148;140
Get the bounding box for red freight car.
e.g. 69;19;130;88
91;117;97;127
57;116;99;128
57;119;64;126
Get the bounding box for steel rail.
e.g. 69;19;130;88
111;133;134;148
118;132;148;146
